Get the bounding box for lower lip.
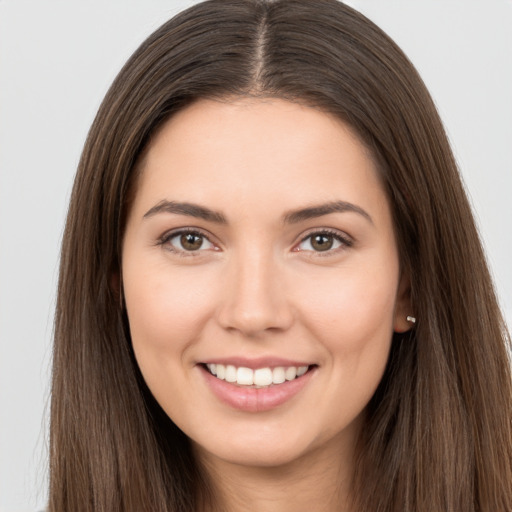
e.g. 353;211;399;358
200;365;316;413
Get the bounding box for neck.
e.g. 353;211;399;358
195;437;356;512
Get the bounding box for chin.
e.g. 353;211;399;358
189;417;352;472
196;440;311;470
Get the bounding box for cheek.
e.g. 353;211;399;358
291;255;399;414
296;263;398;419
295;261;399;347
123;261;218;366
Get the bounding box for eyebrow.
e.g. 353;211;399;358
143;200;228;224
283;200;373;225
143;199;373;225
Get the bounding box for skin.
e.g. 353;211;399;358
122;98;411;511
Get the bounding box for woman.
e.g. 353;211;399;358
49;0;512;510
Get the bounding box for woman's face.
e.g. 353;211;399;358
122;98;410;470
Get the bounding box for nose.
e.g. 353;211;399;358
216;249;294;337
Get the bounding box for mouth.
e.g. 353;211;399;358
203;363;313;388
198;359;318;412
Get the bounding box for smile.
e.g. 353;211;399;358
205;363;310;387
200;361;317;412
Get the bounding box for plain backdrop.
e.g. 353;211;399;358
1;1;511;511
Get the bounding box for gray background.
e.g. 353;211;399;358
1;1;511;511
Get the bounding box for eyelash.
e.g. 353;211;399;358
158;229;216;257
157;228;353;257
295;229;353;256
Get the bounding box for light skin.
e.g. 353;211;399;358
122;98;411;512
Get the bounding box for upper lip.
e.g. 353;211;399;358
199;357;315;369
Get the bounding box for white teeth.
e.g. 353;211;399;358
285;367;297;381
297;366;308;377
237;367;254;385
206;363;310;387
225;365;237;383
272;367;286;384
254;368;273;387
216;364;226;380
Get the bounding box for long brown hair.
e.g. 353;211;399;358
50;1;512;510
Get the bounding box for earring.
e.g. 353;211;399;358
406;316;416;324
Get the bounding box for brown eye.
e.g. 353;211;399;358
165;231;215;253
180;233;204;251
310;234;334;251
296;231;349;254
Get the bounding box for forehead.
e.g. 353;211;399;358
130;98;388;222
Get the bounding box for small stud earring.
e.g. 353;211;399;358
406;316;416;324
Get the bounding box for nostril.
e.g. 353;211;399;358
217;299;294;336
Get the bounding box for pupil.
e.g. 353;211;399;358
312;234;333;251
181;233;202;250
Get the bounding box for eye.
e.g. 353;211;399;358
161;230;215;254
296;231;351;253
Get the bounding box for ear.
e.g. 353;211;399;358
393;272;414;333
